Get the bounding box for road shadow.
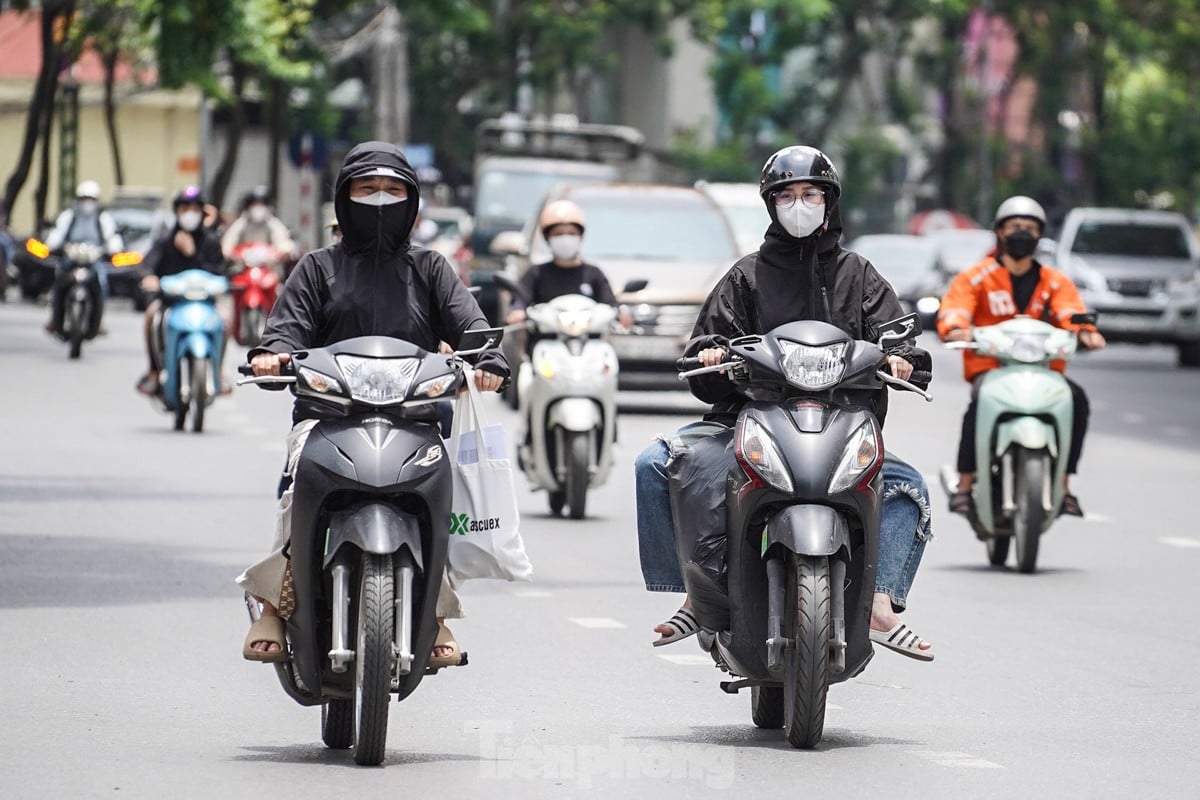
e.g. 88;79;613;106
933;563;1085;576
627;724;918;753
232;743;483;768
0;533;243;609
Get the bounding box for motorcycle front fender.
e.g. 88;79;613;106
995;416;1058;458
183;331;212;360
547;397;601;433
324;503;424;569
762;504;850;558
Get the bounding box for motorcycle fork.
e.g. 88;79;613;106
764;553;848;675
328;555;354;673
1000;451;1015;516
393;560;416;681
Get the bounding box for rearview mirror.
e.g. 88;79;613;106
456;326;505;354
1069;312;1097;326
622;278;648;293
877;312;922;346
489;230;525;256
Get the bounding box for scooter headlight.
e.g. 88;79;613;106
298;366;343;395
736;417;794;494
828;421;881;493
334;356;420;404
778;341;848;390
414;372;457;399
556;309;592;338
1010;333;1049;363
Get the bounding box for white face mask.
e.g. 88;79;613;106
778;202;825;239
350;191;406;207
548;234;582;262
77;199;98;216
248;205;269;224
178;211;203;232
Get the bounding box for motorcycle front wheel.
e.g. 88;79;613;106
241;307;265;348
566;430;589;520
1013;447;1047;574
191;357;208;433
67;296;86;359
783;554;831;749
353;552;395;766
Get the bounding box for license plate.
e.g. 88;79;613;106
613;336;684;361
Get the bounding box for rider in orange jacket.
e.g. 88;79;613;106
937;196;1106;517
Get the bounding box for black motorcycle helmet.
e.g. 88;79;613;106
173;185;205;209
759;146;842;234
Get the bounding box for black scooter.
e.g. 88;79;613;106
239;328;503;766
49;242;106;359
675;313;930;749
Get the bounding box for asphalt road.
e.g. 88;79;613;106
2;297;1198;798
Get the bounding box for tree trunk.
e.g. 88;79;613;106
266;77;285;202
3;4;70;229
103;47;124;187
208;57;249;211
34;62;59;229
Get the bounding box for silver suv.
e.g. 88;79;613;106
1056;207;1200;367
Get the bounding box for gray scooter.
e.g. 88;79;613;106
239;328;503;766
675;313;930;748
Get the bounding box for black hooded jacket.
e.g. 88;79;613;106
253;141;508;421
684;207;929;427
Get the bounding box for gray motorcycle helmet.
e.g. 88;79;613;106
993;195;1046;233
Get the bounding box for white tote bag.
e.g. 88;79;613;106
446;369;533;588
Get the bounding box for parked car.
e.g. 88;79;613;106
1055;207;1200;367
421;204;473;283
847;233;947;330
493;182;741;390
695;181;768;256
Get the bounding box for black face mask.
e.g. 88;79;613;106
344;200;408;253
1001;230;1039;260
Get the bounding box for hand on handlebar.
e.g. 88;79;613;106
250;352;291;377
944;328;972;343
885;355;913;381
1078;329;1106;351
698;347;727;367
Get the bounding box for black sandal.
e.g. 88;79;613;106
948;490;973;516
1060;493;1084;517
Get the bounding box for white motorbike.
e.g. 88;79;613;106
496;276;645;518
939;314;1094;572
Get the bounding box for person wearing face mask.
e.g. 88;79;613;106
135;186;227;395
236;141;509;667
634;145;938;661
220;185;296;264
43;180;123;333
503;200;631;331
939;195;1105;518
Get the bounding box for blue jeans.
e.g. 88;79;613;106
635;424;933;610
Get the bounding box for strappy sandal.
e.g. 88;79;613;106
869;623;934;662
652;606;700;647
948;490;973;516
243;615;287;663
1060;493;1084;517
428;622;465;669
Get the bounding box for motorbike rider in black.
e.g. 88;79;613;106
636;146;936;660
237;141;509;664
135;186;227;396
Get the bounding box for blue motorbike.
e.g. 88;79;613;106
155;269;228;432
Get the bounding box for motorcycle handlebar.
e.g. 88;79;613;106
675;356;704;372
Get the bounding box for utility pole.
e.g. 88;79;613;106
372;5;408;144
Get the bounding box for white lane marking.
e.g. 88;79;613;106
1119;412;1145;425
910;750;1003;769
1084;512;1110;523
657;654;713;666
1160;537;1200;549
570;617;627;629
513;589;553;598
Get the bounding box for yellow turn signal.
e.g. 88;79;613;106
110;251;143;267
25;238;50;259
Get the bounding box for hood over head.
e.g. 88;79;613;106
334;141;420;254
759;204;844;264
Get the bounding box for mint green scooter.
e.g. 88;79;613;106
940;315;1093;573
